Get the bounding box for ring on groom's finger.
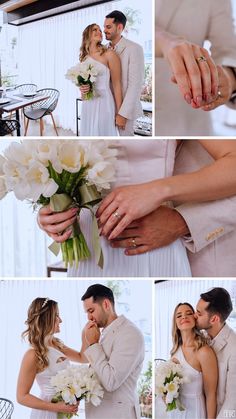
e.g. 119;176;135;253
196;55;207;63
113;210;121;219
131;237;137;247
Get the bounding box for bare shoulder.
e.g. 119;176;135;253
106;49;119;59
22;348;37;365
197;345;216;362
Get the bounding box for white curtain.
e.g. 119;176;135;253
0;140;56;277
17;2;117;132
155;279;236;359
0;279;152;419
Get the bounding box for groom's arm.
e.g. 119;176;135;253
84;327;144;392
217;353;236;418
118;43;144;120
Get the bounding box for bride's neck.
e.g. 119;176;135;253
181;329;196;347
89;42;101;54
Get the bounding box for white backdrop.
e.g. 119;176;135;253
0;279;152;419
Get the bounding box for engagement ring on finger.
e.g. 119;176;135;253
196;55;207;63
113;211;121;219
217;90;223;98
131;237;137;247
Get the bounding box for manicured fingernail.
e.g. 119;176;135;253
184;93;192;104
196;96;203;107
125;250;129;255
205;93;211;103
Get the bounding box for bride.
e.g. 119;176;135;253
157;302;218;418
17;297;91;418
79;23;122;136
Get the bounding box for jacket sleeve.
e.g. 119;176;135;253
208;0;236;67
118;43;145;120
84;328;144;392
208;0;236;109
217;352;236;418
176;197;236;252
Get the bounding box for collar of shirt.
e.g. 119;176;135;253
108;36;123;51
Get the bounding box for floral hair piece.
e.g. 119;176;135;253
42;298;50;308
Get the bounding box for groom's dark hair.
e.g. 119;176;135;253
200;287;233;322
81;284;115;306
105;10;127;28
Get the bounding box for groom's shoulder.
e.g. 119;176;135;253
122;37;143;52
121;316;144;340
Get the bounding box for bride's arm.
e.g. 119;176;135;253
107;50;123;112
97;139;236;239
59;341;89;364
198;346;218;419
17;349;78;414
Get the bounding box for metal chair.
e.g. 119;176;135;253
0;398;14;419
0;119;20;136
23;88;60;136
16;83;37;95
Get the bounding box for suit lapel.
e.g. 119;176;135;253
211;324;231;354
114;37;127;55
156;0;185;29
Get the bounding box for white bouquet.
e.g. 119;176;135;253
0;139;117;268
66;62;99;100
155;360;188;412
51;364;104;419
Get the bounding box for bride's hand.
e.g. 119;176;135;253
97;182;164;239
52;401;79;414
37;206;78;243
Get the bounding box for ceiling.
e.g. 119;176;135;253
0;0;113;25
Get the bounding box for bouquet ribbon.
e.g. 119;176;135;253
48;184;103;269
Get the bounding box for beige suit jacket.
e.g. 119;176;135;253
174;140;236;276
155;0;236;135
211;324;236;418
84;315;145;419
115;37;144;121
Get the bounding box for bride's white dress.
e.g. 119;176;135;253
69;140;192;277
80;56;119;136
30;347;70;419
168;347;206;419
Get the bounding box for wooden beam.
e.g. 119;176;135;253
1;0;114;25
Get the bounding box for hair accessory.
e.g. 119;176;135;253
42;298;50;308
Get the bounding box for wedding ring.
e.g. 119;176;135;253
196;55;207;63
113;211;121;219
217;90;223;98
131;237;137;248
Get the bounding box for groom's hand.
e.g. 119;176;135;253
109;206;189;255
83;321;100;346
116;114;127;130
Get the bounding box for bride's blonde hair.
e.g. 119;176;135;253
79;23;106;62
170;302;209;356
22;298;63;372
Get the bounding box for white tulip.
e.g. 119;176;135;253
87;161;115;190
4;141;33;167
55;142;86;173
25;161;58;201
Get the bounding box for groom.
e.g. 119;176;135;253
81;284;145;419
196;287;236;419
104;10;144;135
